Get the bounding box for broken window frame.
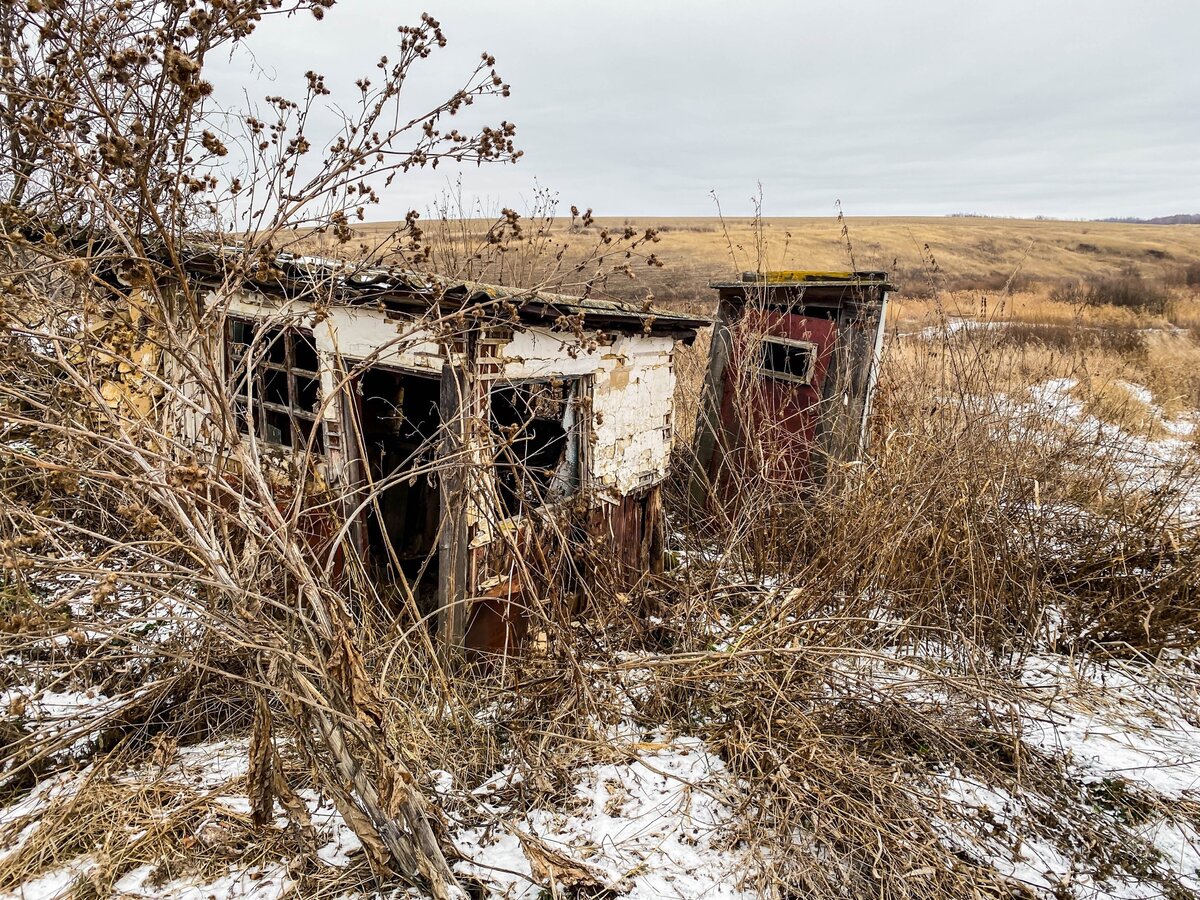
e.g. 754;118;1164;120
225;316;325;454
758;336;818;385
488;375;591;520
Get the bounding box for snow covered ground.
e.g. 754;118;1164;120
4;650;1198;899
2;375;1199;899
0;731;754;900
932;652;1200;899
1021;376;1199;520
453;735;757;900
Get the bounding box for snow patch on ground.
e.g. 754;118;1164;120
0;855;97;900
938;772;1082;894
1136;818;1200;892
112;863;292;900
1023;377;1200;519
0;686;113;760
928;649;1200;899
0;736;365;900
304;790;363;868
934;771;1170;899
1019;654;1200;799
455;735;758;900
169;738;254;789
0;770;88;871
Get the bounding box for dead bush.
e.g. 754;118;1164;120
997;321;1148;358
1084;269;1169;316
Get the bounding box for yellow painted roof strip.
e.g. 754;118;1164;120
760;271;859;282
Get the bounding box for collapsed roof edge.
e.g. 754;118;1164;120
182;247;711;340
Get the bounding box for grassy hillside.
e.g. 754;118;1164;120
335;215;1200;306
612;215;1200;300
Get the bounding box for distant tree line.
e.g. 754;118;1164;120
1099;214;1200;225
944;212;1200;224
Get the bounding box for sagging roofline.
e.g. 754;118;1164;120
183;247;710;342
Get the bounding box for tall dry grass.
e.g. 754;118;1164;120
641;286;1200;893
5;275;1200;898
8;182;1200;898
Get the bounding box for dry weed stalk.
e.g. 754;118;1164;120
0;1;598;895
0;2;684;895
1;6;1199;895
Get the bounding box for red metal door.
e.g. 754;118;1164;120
714;309;838;486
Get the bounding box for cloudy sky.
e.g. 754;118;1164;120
215;1;1199;220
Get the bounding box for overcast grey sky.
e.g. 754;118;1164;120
215;1;1199;219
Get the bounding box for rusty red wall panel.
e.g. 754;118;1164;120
462;485;663;658
712;310;839;487
464;570;528;658
692;274;892;505
588;485;660;579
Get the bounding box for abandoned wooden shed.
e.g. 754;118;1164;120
185;251;708;653
692;271;892;497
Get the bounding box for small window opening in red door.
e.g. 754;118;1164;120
759;337;817;385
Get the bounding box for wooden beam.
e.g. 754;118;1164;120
689;295;734;507
437;360;470;655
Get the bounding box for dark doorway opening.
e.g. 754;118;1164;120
353;366;441;614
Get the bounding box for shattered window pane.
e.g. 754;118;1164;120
490;379;584;517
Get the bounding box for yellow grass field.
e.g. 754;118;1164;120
337;215;1200;308
591;216;1200;305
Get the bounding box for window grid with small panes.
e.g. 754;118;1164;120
226;318;324;453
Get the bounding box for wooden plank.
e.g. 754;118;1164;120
645;484;664;575
437;360;470;655
858;293;889;455
816;290;886;474
689;295;734;506
336;378;369;568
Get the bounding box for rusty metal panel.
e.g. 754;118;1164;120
461;484;663;658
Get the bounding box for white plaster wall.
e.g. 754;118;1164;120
320;307;443;373
224;291;307;327
500;329;677;494
588;336;676;494
225;292;443;375
499;328;616;380
217;292;679;496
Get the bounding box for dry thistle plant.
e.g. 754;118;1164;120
2;4;1200;897
0;1;639;896
0;1;691;894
